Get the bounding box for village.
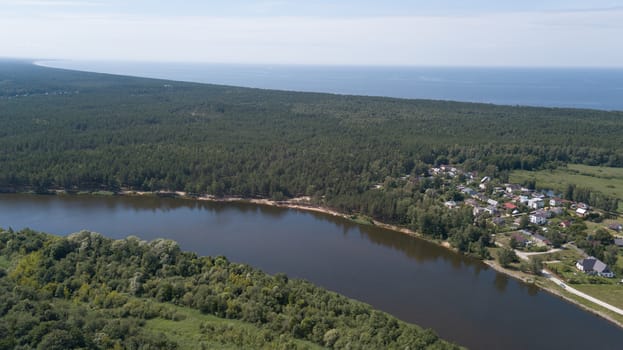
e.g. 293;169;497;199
430;165;623;285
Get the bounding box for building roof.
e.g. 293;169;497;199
614;238;623;247
578;257;611;274
608;223;622;231
534;234;550;244
503;202;517;210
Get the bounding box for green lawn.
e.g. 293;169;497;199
572;284;623;310
541;249;584;264
510;164;623;212
546;281;623;325
144;304;322;350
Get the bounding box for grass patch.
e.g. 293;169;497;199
541;248;584;263
573;284;623;310
349;214;374;225
510;164;623;212
92;190;116;196
144;304;322;350
546;280;623;325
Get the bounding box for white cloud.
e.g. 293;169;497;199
1;9;622;66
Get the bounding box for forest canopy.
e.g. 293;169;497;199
1;60;622;200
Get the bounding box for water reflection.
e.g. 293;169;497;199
1;194;622;350
494;273;509;293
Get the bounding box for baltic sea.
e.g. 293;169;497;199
38;60;623;111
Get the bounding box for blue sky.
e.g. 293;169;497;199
1;0;622;66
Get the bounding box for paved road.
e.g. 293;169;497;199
541;269;623;316
515;248;561;261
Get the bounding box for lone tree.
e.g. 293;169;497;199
497;248;518;268
528;256;544;275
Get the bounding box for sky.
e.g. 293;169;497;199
1;0;622;67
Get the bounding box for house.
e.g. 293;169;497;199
464;199;478;207
487;199;499;207
484;206;498;215
473;206;486;216
576;257;615;278
473;193;488;202
608;223;623;232
444;200;457;209
576;208;588;217
533;233;551;246
535;208;552;219
549;198;562;207
492;217;506;226
511;232;530;247
559;220;572;228
614;238;623;247
518;195;530;204
461;187;477;196
506;184;521;194
529;213;547;225
503;202;517;210
528;198;544;209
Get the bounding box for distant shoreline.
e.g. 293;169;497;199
33;60;623;112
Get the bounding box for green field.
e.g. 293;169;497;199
145;304;322;350
572;284;623;310
510;164;623;212
546;281;623;325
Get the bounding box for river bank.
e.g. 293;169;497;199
179;192;623;330
5;188;623;330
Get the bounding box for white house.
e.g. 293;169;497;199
506;184;521;193
529;213;547;225
487;199;499;207
444;201;457;209
528;198;544;209
576;257;615;278
576;208;588;217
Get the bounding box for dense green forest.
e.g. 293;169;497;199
0;228;459;349
2;59;622;256
1;60;622;201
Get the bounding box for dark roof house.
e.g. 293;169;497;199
576;257;615;278
608;223;622;232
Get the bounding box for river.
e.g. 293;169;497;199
0;194;621;349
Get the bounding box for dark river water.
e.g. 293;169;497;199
0;194;622;349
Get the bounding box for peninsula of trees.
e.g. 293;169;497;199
0;228;459;349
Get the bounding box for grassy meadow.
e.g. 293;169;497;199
510;164;623;212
